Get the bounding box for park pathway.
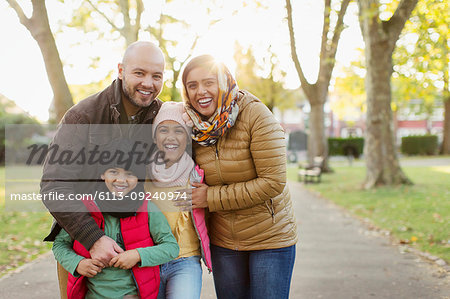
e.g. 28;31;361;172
0;182;448;299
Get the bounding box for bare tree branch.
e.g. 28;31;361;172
118;0;131;31
329;0;351;59
319;0;351;84
135;0;144;34
7;0;73;121
319;0;332;64
180;34;200;67
85;0;121;33
285;0;312;93
118;0;142;44
6;0;30;27
385;0;418;51
358;0;381;39
187;35;199;58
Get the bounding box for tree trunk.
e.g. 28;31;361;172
308;101;327;164
30;10;73;122
171;68;180;101
358;0;416;188
363;47;411;187
124;31;138;46
286;0;349;171
119;0;142;46
442;98;450;154
7;0;73;122
441;42;450;154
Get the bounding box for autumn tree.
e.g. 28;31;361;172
393;0;449;154
6;0;73;122
261;47;293;112
334;44;443;139
234;43;299;112
150;13;203;101
357;0;417;188
332;54;366;123
70;0;144;46
234;44;260;97
66;0;220;101
286;0;351;167
1;94;41;164
69;71;115;105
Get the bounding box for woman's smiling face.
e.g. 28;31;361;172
185;66;219;119
155;120;188;168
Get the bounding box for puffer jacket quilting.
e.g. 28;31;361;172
193;90;298;251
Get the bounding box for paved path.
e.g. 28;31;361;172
0;182;448;298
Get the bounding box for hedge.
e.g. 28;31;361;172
401;135;438;155
328;137;364;158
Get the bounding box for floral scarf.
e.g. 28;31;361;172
184;63;240;147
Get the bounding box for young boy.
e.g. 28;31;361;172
52;139;179;299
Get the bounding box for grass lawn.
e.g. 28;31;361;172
288;159;450;262
0;167;53;277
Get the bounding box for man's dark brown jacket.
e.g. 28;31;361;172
41;79;162;250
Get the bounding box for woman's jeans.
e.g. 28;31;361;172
157;256;202;299
211;244;296;299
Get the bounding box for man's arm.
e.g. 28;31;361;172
41;110;104;249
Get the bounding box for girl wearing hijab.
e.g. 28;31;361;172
146;101;212;299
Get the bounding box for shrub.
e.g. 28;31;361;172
328;137;364;158
401;135;438;155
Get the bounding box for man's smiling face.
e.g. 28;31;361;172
118;43;165;108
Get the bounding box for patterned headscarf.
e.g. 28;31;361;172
182;55;240;147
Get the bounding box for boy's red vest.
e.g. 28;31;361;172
67;199;160;299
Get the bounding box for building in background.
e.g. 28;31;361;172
274;95;444;160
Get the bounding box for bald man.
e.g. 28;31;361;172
41;42;166;269
118;42;165;118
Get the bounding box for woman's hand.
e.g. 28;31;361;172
191;182;208;209
174;182;208;210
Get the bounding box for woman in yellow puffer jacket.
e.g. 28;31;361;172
179;54;298;299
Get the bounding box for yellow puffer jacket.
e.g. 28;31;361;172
193;90;298;251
